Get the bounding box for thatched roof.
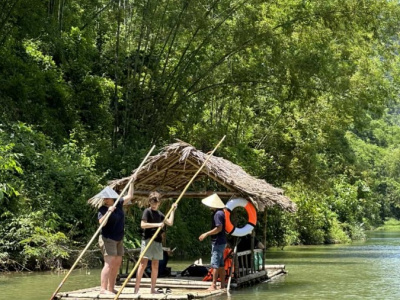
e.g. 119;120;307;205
89;141;296;212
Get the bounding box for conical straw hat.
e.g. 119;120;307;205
201;193;225;209
93;186;119;199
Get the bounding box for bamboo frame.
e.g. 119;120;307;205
161;173;189;187
129;190;236;198
138;157;181;184
184;159;233;190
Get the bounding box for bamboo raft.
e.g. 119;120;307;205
55;264;286;300
55;141;294;300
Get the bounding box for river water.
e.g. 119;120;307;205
1;230;400;300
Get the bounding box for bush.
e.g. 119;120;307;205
341;223;366;241
0;123;101;270
325;219;351;244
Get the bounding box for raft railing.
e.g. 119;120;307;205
235;248;265;278
117;247;266;286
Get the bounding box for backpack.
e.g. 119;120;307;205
181;264;210;277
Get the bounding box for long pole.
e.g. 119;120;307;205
50;145;156;300
227;238;239;296
114;136;226;299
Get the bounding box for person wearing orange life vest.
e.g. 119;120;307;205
202;245;233;282
199;194;227;291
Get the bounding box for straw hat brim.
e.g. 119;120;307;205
201;193;225;209
93;186;119;199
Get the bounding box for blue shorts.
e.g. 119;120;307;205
210;243;226;268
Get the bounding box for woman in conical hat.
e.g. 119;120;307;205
198;194;227;291
96;184;134;295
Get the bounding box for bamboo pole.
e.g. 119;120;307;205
227;239;239;296
50;145;156;300
114;136;226;299
263;208;267;271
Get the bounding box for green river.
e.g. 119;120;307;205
1;230;400;300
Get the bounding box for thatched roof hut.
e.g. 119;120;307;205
89;141;296;213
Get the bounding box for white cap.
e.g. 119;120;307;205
93;186;119;199
201;193;225;209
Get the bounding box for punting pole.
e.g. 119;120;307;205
49;145;156;300
114;136;226;300
227;238;240;296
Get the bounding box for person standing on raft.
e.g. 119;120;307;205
199;194;227;291
134;191;177;294
96;184;134;295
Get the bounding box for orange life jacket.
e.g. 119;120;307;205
202;248;234;282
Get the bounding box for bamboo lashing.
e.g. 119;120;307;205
50;145;156;300
114;136;226;299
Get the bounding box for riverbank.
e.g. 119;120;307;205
375;218;400;231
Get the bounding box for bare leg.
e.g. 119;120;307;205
134;257;149;294
207;268;218;291
108;256;122;293
150;260;159;294
217;267;226;289
100;255;113;293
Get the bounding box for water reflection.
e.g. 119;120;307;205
0;269;101;300
1;231;400;300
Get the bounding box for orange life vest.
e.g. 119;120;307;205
202;248;234;282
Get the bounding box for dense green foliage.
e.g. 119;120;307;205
1;0;400;270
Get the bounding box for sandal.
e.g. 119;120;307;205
156;288;164;294
165;288;172;294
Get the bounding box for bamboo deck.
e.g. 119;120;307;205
55;265;286;300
